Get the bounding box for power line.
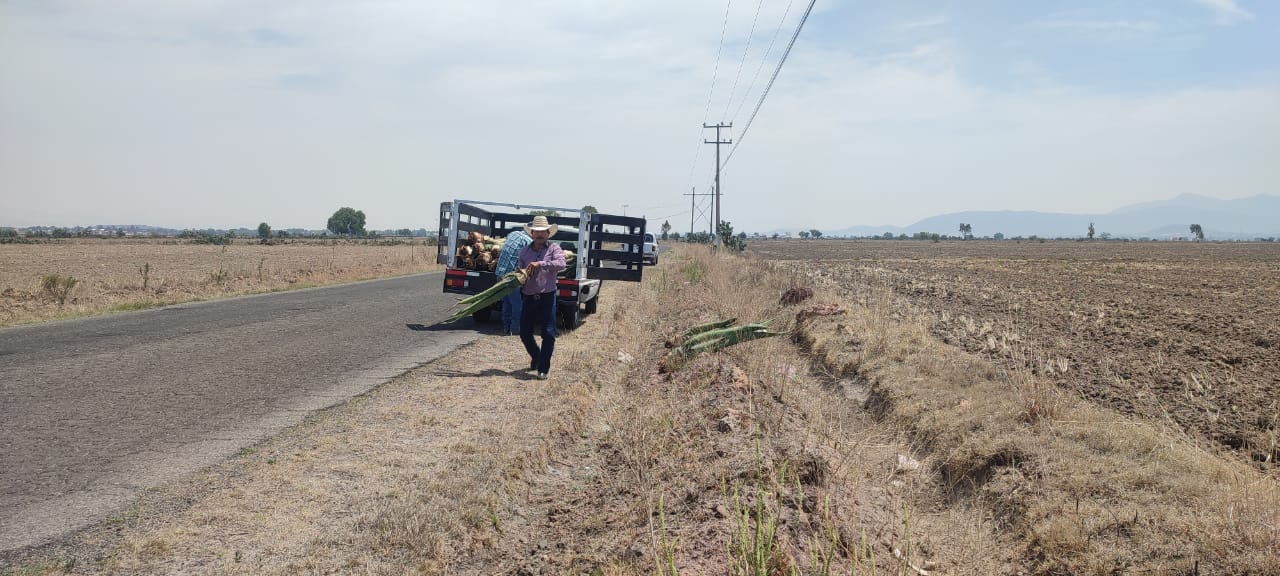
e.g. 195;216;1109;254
721;0;766;122
723;0;818;168
683;187;715;236
730;0;795;125
703;0;734;125
685;0;736;192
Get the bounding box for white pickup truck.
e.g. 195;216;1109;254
437;200;647;328
643;232;659;265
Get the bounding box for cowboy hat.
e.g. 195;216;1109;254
523;215;558;237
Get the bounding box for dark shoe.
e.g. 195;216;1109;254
503;329;512;336
537;372;548;380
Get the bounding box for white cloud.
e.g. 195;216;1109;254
1;1;1276;233
1036;18;1161;36
719;46;1279;230
1191;0;1256;26
902;11;948;30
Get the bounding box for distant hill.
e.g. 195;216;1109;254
818;194;1280;240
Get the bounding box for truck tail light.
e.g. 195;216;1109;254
558;279;578;299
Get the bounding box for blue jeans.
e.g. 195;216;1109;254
520;292;557;374
501;289;523;333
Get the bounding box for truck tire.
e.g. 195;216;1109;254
559;305;581;330
471;307;493;324
585;293;599;314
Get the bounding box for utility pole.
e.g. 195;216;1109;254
684;186;715;237
689;187;694;236
704;122;731;245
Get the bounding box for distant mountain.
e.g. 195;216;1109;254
820;194;1280;239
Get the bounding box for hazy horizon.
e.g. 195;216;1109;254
3;1;1277;232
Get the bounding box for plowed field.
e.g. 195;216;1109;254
752;239;1280;467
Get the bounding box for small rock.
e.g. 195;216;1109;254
718;409;747;432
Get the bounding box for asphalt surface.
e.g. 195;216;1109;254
0;272;485;553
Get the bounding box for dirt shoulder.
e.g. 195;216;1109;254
4;326;561;574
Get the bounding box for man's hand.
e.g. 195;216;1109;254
527;261;542;272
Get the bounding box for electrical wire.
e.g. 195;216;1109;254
684;0;736;193
723;0;818;168
730;0;795;125
720;0;766;122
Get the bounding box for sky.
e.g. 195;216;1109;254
1;0;1277;233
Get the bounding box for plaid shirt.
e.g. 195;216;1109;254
494;230;531;276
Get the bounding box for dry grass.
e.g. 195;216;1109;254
6;242;1275;575
756;239;1280;468
786;256;1280;574
0;238;437;327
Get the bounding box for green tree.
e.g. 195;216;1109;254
716;220;745;251
661;220;672;240
327;207;367;236
1189;223;1204;241
799;230;810;239
809;229;823;239
581;205;598;214
257;222;272;241
959;223;972;239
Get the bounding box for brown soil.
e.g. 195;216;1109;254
752;239;1280;466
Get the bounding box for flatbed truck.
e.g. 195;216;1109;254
437;200;647;328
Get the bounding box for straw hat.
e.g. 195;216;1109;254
523;215;558;237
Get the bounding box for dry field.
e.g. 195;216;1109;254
750;239;1280;467
5;242;1277;575
0;238;439;327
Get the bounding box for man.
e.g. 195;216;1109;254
494;228;531;335
517;215;566;380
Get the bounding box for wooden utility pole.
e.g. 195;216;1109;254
703;122;731;244
684;186;715;237
690;187;694;235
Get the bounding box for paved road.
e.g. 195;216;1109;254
0;272;484;553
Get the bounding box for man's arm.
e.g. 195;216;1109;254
543;244;567;272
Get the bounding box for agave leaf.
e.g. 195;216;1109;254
682;318;738;338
